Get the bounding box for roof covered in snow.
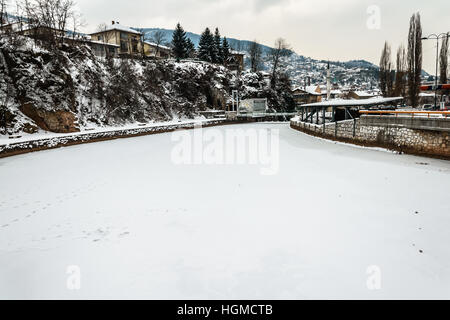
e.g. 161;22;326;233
352;90;376;97
91;23;141;35
321;89;343;95
293;86;322;96
143;41;171;51
300;97;404;108
419;92;435;97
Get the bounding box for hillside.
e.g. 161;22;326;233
0;37;294;136
141;28;381;89
140;28;275;54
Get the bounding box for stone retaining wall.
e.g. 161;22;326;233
290;115;450;159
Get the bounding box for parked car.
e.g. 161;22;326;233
422;104;435;111
369;105;396;111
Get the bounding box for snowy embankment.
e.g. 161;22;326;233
1;37;294;137
0;118;227;158
1;123;450;299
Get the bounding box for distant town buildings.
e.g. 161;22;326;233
348;90;378;100
292;85;322;105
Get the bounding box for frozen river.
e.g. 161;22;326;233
1;123;450;299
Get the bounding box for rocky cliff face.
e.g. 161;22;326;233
0;37;294;136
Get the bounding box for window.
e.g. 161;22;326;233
131;39;138;53
120;41;128;52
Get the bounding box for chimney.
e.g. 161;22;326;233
112;21;115;25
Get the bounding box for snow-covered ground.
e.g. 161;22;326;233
0;117;220;146
1;123;450;299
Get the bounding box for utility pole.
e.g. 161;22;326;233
422;33;450;110
326;61;331;101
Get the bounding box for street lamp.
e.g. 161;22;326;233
422;33;449;110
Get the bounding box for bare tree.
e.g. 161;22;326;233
248;40;262;73
0;0;9;28
407;12;423;108
71;11;85;41
149;30;166;57
269;38;292;88
440;33;449;84
23;0;78;47
394;44;407;97
1;1;25;47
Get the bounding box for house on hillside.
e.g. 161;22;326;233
0;21;22;34
83;39;120;58
1;22;120;57
320;89;343;100
143;41;172;59
292;85;322;105
227;51;245;72
348;90;377;100
21;25;66;40
90;21;143;56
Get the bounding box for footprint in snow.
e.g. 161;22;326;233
118;231;130;238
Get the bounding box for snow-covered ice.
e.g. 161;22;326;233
1;123;450;299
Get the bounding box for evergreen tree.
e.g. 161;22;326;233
222;37;231;66
172;23;188;61
213;28;222;63
198;28;214;62
186;38;195;58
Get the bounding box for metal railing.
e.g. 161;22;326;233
360;110;450;118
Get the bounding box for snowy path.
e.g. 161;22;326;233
1;123;450;299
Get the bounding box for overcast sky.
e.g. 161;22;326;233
75;0;449;73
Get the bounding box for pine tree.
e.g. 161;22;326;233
186;38;195;58
213;28;222;64
222;37;231;66
172;23;188;61
198;28;214;62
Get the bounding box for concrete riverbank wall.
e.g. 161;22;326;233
290;115;450;159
